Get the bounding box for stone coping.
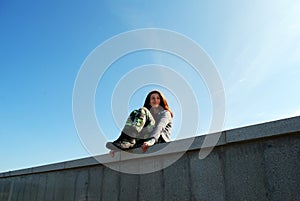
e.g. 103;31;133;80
1;115;299;178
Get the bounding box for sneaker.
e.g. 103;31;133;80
119;138;136;149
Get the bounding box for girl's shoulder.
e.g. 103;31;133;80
158;110;172;118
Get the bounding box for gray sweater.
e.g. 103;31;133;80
150;110;172;142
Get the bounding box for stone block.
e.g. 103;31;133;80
263;134;300;200
44;171;57;201
223;142;268;200
188;149;225;201
101;165;120;201
53;171;65;201
35;173;48;201
62;170;77;201
119;173;139;201
87;165;103;201
163;153;190;201
139;170;164;201
226;116;300;144
74;168;89;201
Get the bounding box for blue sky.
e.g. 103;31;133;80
1;0;300;172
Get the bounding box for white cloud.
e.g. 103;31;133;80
218;1;300;130
225;1;300;97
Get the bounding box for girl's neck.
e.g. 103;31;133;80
151;107;161;114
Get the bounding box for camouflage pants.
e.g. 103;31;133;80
120;107;155;141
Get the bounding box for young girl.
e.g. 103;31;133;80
106;90;173;156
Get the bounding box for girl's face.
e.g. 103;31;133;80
149;93;161;108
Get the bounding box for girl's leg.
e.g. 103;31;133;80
136;108;157;152
113;107;155;149
136;107;155;139
123;107;154;137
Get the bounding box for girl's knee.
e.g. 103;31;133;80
139;107;150;114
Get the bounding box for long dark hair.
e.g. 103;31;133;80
143;90;173;118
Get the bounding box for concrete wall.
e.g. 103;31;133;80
1;116;300;201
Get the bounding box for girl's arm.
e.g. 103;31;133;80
149;110;172;141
